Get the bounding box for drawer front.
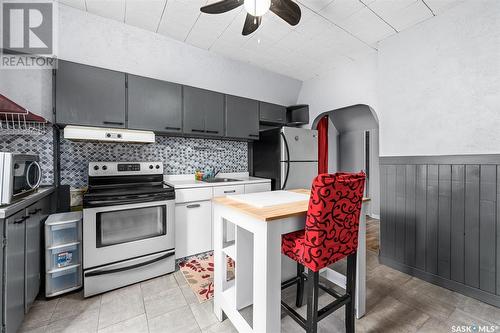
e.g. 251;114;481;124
212;185;245;197
244;182;271;194
175;187;213;203
175;201;212;259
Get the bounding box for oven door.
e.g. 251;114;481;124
83;199;174;269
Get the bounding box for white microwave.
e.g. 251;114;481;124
0;152;42;205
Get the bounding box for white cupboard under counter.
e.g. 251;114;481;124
165;173;271;259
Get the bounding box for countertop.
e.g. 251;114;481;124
164;172;271;189
0;186;55;219
213;189;370;222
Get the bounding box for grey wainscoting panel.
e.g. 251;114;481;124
497;165;500;295
438;165;451;280
380;155;500;307
415;165;427;271
380;165;388;258
450;165;465;284
464;165;480;288
404;165;416;267
479;165;496;294
426;165;439;275
395;165;406;263
386;165;397;259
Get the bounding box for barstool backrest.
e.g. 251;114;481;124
302;172;366;272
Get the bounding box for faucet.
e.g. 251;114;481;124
212;167;220;179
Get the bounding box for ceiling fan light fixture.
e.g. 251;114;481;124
244;0;270;17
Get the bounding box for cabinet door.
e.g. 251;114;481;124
5;210;26;333
128;75;182;133
25;200;46;312
212;185;245;197
183;86;224;137
175;201;212;259
56;61;126;128
244;182;271;193
259;102;286;124
225;95;259;140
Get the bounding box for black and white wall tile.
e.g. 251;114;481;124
60;136;248;189
0;130;54;185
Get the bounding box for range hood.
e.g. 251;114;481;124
64;125;155;143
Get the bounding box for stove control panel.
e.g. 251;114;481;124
118;163;141;172
89;162;163;176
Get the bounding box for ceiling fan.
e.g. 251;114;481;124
200;0;301;36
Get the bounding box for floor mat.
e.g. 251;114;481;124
178;251;234;303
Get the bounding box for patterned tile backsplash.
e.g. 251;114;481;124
0;129;54;185
60;135;248;189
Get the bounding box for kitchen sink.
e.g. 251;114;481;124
203;178;242;183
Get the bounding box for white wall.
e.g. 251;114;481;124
378;0;500;156
297;54;378;129
298;1;500;157
0;69;53;121
0;4;302;120
57;4;301;106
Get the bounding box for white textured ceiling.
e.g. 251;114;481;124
58;0;462;80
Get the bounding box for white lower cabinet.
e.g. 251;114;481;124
175;200;212;259
244;183;271;193
174;181;271;259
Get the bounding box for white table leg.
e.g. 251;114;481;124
213;206;224;321
252;222;282;333
355;206;367;319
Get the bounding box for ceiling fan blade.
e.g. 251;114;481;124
270;0;301;26
242;14;262;36
201;0;243;14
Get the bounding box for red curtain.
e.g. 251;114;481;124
317;115;328;174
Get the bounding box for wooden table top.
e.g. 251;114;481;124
212;189;370;222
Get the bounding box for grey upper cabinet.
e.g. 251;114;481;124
5;210;26;333
259;102;286;124
225;95;259;140
183;86;224;137
128;75;182;134
56;61;126;128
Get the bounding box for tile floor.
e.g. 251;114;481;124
21;249;500;333
365;217;380;253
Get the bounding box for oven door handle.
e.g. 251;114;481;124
84;250;175;277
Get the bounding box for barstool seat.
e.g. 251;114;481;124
280;172;366;333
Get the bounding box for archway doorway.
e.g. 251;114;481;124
312;104;380;253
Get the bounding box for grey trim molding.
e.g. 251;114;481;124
380;154;500;165
380;256;500;308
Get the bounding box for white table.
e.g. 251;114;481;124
212;189;369;333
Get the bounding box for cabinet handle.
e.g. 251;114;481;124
13;216;28;224
165;126;181;131
186;204;201;209
249;134;259;138
28;208;42;215
103;121;124;126
206;130;219;134
224;190;236;194
191;129;205;133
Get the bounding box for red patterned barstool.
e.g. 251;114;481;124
281;172;366;333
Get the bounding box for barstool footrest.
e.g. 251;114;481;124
318;294;350;321
281;292;352;326
281;301;307;329
281;276;302;290
318;283;342;299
